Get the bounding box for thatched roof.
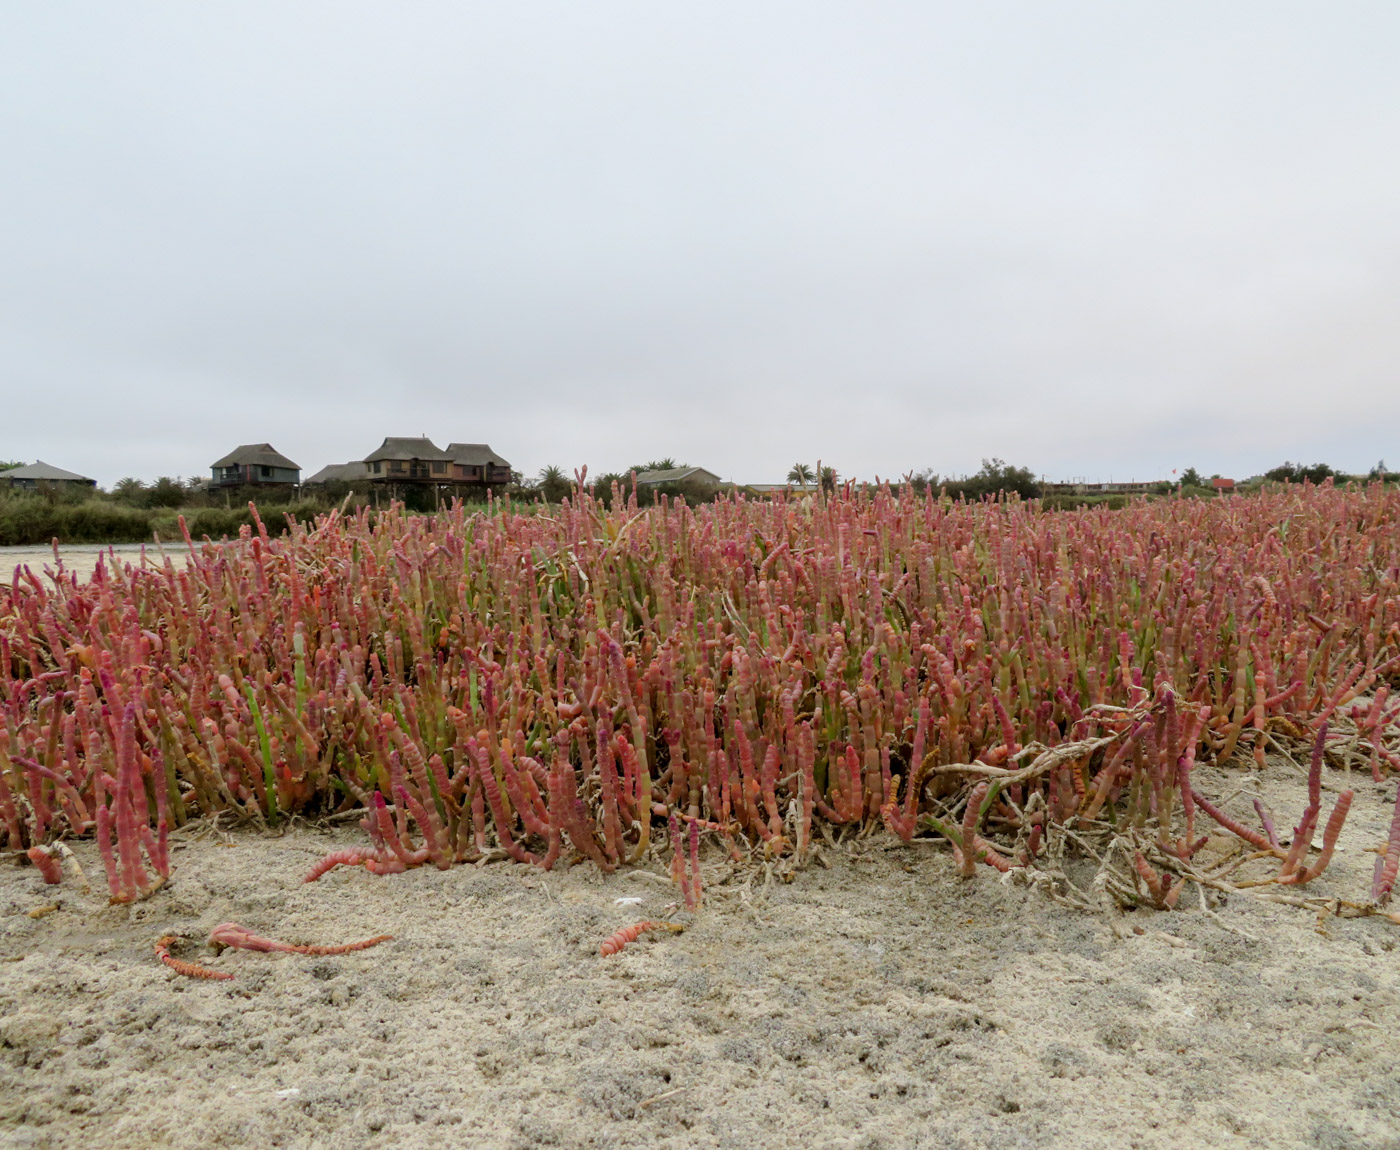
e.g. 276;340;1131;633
0;460;95;483
304;462;370;485
635;466;721;486
364;437;452;463
445;443;511;468
210;444;300;470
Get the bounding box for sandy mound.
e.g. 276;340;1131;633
2;765;1397;1150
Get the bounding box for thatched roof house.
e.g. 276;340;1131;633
445;443;512;485
745;483;818;496
303;461;370;486
360;438;512;487
635;466;722;487
363;437;453;481
0;461;97;490
211;444;301;487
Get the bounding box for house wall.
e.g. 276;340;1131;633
1043;481;1161;495
366;459;511;484
2;478;96;491
212;465;300;486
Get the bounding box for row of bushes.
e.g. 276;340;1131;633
7;468;1396;546
0;498;335;547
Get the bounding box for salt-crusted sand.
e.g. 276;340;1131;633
1;546;168;585
2;765;1397;1150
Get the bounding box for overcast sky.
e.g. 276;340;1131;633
2;3;1397;487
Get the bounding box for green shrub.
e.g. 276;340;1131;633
1265;461;1337;485
0;498;153;546
0;495;346;546
942;459;1041;501
1041;494;1129;512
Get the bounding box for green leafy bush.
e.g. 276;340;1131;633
1265;461;1338;485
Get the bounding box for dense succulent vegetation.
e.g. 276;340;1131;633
2;483;1398;915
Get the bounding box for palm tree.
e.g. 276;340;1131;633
536;465;571;503
112;477;145;502
147;477;186;508
819;466;839;495
786;463;814;485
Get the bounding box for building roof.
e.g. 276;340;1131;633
363;437;452;463
210;443;301;470
445;443;511;468
304;461;370;485
0;460;95;482
635;466;722;486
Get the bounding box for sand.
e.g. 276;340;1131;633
1;764;1397;1150
0;546;167;585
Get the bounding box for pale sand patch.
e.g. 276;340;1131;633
1;546;184;585
0;766;1397;1150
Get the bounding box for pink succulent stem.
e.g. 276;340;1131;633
303;847;387;882
27;846;63;884
1280;790;1353;885
209;922;392;955
1373;783;1400;904
688;816;702;909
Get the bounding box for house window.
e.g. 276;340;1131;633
371;462;381;474
432;461;446;474
260;466;271;479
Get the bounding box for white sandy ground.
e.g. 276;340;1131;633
1;547;169;585
1;763;1397;1150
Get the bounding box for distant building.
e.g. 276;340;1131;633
211;444;301;488
1041;480;1163;496
445;443;513;486
355;437;513;490
0;461;97;491
745;482;818;496
363;437;453;482
635;466;722;487
303;461;370;487
1212;477;1236;493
